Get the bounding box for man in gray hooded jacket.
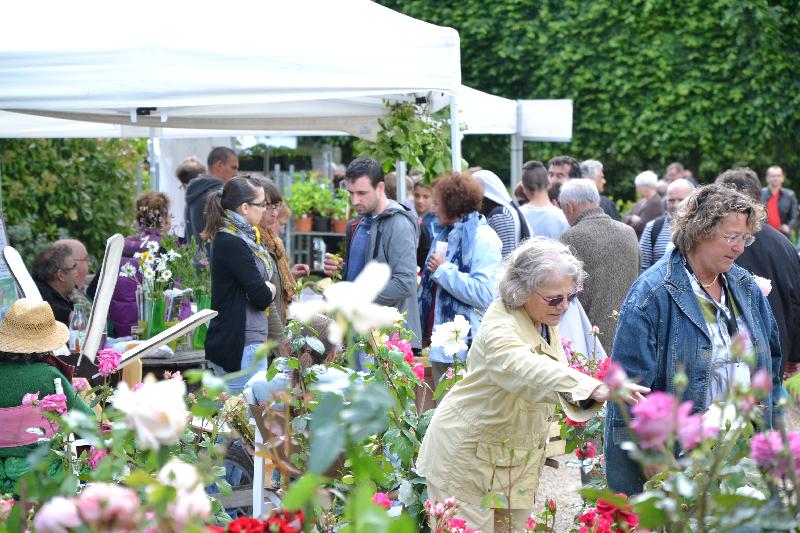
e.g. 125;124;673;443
324;157;422;349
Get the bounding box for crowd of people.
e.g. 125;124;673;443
5;143;800;532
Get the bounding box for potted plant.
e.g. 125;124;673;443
331;188;350;233
310;180;334;232
285;180;317;232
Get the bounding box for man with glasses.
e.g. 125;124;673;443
32;243;79;326
639;178;695;272
54;238;93;308
559;179;640;347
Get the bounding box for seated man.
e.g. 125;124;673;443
32;243;80;326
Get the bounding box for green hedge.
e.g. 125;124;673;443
0;138;146;265
379;0;800;200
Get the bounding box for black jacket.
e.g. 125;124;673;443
735;225;800;370
34;278;73;327
761;186;798;230
204;232;274;372
184;175;224;246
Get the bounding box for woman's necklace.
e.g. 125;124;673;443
697;273;719;289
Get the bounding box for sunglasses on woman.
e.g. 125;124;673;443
536;290;581;307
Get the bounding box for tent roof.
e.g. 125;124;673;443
0;0;460;127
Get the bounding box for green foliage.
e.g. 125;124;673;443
379;0;800;200
286;174;334;217
0;138;145;263
354;102;463;184
332;188;350;220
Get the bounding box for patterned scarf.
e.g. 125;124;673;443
418;211;481;344
260;224;296;323
219;210;273;279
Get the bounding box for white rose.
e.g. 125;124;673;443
157;459;211;526
111;376;188;450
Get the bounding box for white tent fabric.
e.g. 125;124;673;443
0;0;460;139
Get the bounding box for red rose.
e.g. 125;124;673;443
548;499;557;513
229;517;265;533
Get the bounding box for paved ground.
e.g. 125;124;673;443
534;454;583;532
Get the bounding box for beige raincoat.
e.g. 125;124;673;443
416;299;603;510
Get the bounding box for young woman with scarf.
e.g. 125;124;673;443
418;172;503;386
201;176;276;393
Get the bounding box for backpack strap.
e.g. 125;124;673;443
650;215;666;252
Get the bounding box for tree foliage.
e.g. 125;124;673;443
0;138;146;263
379;0;800;200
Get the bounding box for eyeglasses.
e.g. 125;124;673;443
536;290;581;307
247;201;268;208
60;263;78;273
720;233;755;247
265;201;283;212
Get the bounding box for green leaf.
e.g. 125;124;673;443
283;472;326;510
308;392;345;474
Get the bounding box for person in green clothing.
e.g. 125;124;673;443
0;298;93;492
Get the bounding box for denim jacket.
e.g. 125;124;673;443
427;223;502;364
604;248;782;495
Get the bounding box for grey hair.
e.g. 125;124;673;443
32;244;73;283
559;178;600;206
672;183;764;254
580;159;603;180
634;170;658;188
499;237;587;308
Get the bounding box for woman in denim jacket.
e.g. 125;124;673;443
605;183;782;495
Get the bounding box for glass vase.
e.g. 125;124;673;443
145;296;167;339
191;294;211;349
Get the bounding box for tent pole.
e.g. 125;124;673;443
449;95;460;172
510;101;523;190
396;160;407;206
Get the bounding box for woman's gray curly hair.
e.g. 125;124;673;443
499;237;587;308
672;183;764;255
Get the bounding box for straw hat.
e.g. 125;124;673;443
0;298;70;354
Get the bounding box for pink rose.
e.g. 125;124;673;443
39;393;68;415
525;515;537;530
97;348;122;377
72;378;90;392
751;368;772;395
630;392;677;448
33;497;82;533
591;325;601;335
601;360;628;391
77;483;140;532
444;496;456;508
576;440;597;459
449;517;467;528
445;367;455;380
675;402;718;450
385;333;414;364
412;362;425;381
372;492;392;509
751;431;800;479
87;447;109;470
753;275;772;297
22;391;40;406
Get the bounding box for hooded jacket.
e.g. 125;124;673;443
344;201;422;348
184;175;223;246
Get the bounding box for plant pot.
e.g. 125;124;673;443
191;294;211;349
145;296;166;339
312;214;331;232
332;219;347;233
294;216;312;232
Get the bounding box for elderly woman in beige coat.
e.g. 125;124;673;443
416;238;647;532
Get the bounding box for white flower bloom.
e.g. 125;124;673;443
735;486;766;500
703;402;745;434
166;249;181;261
119;263;137;278
159;269;172;283
142;266;155;281
156;458;211;526
430;314;471;356
111;375;188;450
288;262;403;343
145;240;160;254
753;275;772;297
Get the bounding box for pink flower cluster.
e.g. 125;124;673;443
33;483;140;533
630;392;718;450
97;348;122;377
385;333;414;364
22;391;68;415
751;431;800;479
412;362;425;381
423;498;481;533
576;441;597;460
87;446;109;470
